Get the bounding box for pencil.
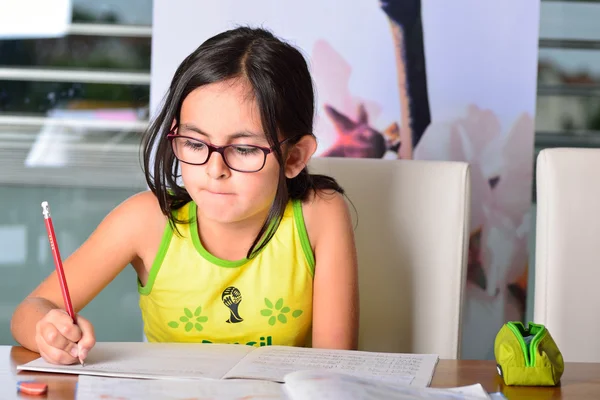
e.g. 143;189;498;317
41;201;85;367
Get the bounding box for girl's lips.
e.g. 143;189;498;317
206;190;234;195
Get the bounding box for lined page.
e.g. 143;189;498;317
224;346;438;387
76;375;287;400
17;342;254;380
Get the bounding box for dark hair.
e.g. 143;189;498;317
142;26;344;259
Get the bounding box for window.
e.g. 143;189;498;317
534;0;600;201
0;0;152;345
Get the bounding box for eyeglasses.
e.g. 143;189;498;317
167;131;292;173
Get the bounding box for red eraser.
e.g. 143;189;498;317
17;381;48;396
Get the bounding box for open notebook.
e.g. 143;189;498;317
75;372;492;400
17;342;439;387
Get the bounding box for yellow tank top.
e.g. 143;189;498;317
138;200;314;348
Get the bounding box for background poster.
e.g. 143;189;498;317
151;0;540;359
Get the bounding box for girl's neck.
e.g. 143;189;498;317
195;209;268;261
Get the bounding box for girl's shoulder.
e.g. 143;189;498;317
117;190;166;220
301;188;347;213
300;189;352;249
109;190;170;265
109;190;169;241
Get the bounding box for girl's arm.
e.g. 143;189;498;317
10;191;164;355
304;191;359;350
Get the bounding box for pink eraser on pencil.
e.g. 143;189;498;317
17;381;48;396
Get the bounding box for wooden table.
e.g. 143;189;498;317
4;346;600;399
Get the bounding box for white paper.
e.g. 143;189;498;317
18;342;254;380
76;375;287;400
0;374;19;400
18;343;438;388
224;346;438;387
283;371;491;400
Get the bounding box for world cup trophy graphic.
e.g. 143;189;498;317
222;286;243;323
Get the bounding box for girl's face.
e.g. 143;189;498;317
177;79;281;225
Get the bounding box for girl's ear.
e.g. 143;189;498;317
284;135;317;179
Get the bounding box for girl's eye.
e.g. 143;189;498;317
234;146;261;156
184;140;206;151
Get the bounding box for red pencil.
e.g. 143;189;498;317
41;201;85;367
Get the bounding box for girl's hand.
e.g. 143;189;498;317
34;309;96;365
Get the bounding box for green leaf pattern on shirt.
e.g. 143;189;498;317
260;297;303;326
168;306;208;332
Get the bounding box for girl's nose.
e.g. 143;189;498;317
205;151;231;179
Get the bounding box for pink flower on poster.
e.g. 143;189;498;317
413;105;534;320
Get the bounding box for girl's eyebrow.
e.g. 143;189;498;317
179;123;263;140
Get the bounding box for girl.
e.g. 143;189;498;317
10;26;359;365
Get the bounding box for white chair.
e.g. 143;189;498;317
308;157;470;359
534;148;600;362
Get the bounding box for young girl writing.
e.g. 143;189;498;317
10;26;359;365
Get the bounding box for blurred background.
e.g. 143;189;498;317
0;0;151;343
1;0;599;356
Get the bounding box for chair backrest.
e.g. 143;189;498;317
308;157;470;359
534;148;600;362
